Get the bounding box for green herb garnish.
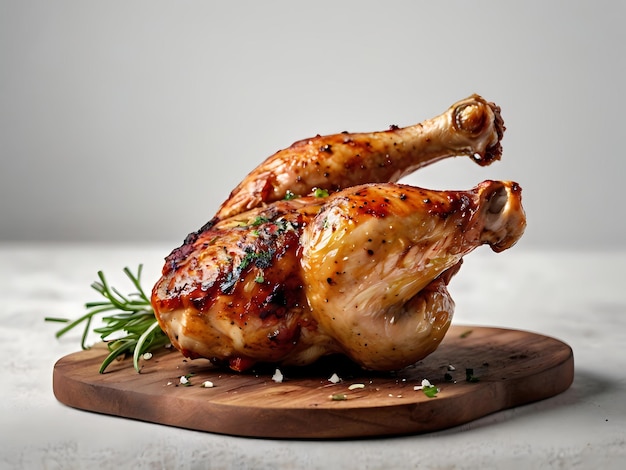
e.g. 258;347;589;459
251;216;270;226
422;385;439;398
314;188;329;198
284;190;298;200
465;368;480;382
45;265;169;374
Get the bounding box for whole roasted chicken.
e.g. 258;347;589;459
151;95;526;372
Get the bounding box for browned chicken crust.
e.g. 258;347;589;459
152;95;525;372
215;94;504;221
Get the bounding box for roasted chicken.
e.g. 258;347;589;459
215;94;505;221
151;95;526;372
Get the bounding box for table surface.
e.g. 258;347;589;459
1;243;624;469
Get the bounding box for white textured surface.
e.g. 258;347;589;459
1;243;625;469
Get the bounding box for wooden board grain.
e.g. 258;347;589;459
52;325;574;439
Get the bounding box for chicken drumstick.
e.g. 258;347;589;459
215;94;504;221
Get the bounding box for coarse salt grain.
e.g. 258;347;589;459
180;375;189;385
201;381;214;388
272;369;284;383
142;352;153;360
328;373;341;384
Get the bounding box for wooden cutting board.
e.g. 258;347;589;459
53;325;574;439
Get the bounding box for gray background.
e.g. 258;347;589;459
2;0;624;249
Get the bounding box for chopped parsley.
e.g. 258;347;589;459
284;190;298;200
465;368;480;382
251;216;270;226
414;378;439;397
422;385;439;398
238;251;256;271
314;188;329;198
239;249;273;271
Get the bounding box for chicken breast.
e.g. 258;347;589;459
152;180;525;371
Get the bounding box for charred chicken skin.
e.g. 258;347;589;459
151;95;526;372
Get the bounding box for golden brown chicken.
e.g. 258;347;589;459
214;94;505;221
151;94;526;372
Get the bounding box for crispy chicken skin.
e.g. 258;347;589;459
152;181;525;371
301;181;525;370
151;95;526;372
215;94;505;221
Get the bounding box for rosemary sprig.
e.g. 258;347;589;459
46;265;170;373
